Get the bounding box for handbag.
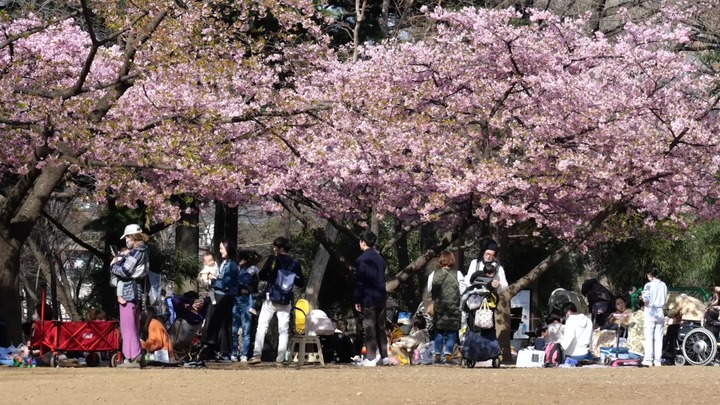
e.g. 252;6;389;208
474;298;494;329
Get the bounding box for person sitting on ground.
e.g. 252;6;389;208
546;314;564;346
625;299;644;358
392;316;430;358
560;302;594;362
140;307;174;363
534;325;548;350
605;297;632;329
593;296;632;356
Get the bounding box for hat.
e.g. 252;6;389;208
120;224;143;239
482;239;499;253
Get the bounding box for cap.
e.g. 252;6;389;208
120;224;143;239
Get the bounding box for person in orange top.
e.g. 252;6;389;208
140;307;174;362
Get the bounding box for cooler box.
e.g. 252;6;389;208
515;349;545;368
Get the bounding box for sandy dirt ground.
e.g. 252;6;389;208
2;363;718;405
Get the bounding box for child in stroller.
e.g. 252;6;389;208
460;266;502;368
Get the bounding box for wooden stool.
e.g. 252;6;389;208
289;335;325;366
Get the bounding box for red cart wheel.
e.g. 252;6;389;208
86;353;100;367
110;353;119;367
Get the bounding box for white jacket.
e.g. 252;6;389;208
641;278;668;310
560;313;593;357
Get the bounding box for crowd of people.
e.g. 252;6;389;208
15;223;718;370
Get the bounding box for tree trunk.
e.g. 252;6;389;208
0;162;69;343
212;201;238;259
380;0;390;38
51;251;81;320
0;238;22;345
176;196;199;288
395;219;416;310
305;222;339;309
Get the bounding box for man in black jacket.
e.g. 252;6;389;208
353;231;388;367
248;237;304;364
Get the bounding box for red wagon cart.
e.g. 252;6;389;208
29;290;122;367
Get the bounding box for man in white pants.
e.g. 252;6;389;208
641;267;668;367
248;237;304;364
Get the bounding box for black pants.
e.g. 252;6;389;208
362;305;388;360
205;294;235;355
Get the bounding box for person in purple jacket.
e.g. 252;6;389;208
353;231;389;367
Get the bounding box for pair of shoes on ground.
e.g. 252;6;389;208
229;355;248;363
356;357;389;367
117;355;146;369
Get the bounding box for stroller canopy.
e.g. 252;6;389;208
548;288;589;316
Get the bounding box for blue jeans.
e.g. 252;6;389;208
232;294;254;358
569;352;593;362
434;329;457;359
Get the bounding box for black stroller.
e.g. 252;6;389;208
460;276;502;368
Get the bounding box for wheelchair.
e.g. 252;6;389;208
673;294;720;366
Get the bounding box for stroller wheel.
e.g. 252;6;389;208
603;357;612;366
674;356;686;366
492;358;500;368
465;359;476;368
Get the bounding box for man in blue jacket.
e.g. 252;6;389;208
353;231;388;367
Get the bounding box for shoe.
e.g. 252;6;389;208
380;358;390;366
247;357;261;365
117;360;141;369
641;361;653;367
217;355;232;363
357;358;378;367
240;356;248;363
230;355;238;362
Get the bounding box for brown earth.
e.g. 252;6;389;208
1;363;717;405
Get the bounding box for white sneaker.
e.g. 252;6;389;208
230;355;238;362
240;356;248;363
641;361;653;367
357;358;378;367
380;358;390;366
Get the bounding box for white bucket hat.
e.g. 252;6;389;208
120;224;143;239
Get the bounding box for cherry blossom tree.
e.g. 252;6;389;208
0;0;329;343
265;4;720;350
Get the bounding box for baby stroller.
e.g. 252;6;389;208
581;279;614;326
459;276;502;368
167;294;209;367
548;288;589;317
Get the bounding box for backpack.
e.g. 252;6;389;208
544;342;565;367
268;257;297;305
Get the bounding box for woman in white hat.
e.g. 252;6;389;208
110;224;150;368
